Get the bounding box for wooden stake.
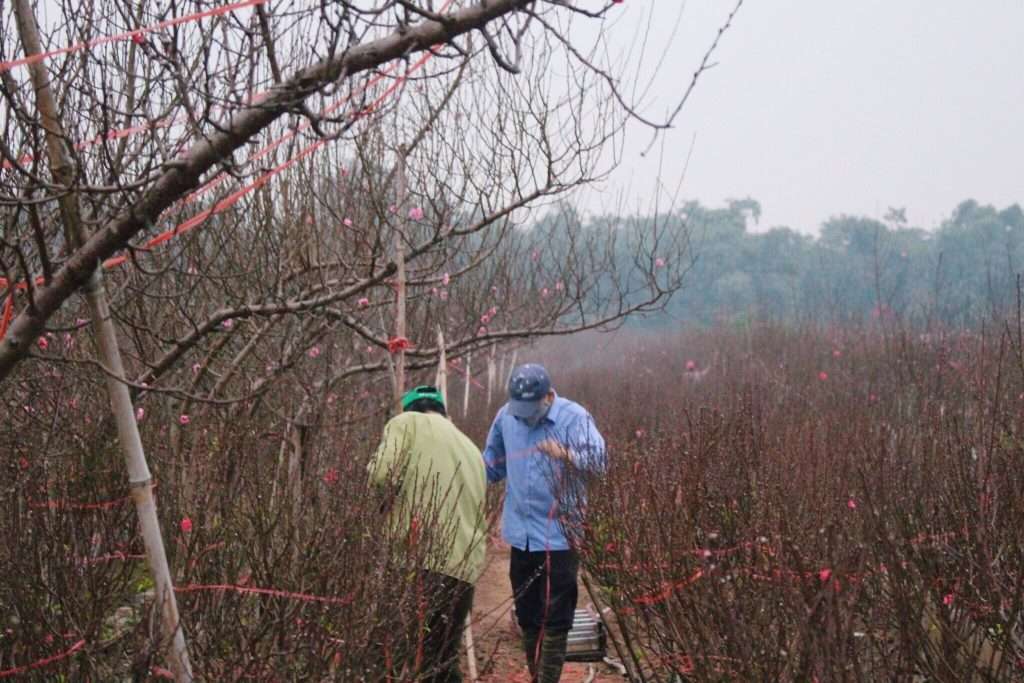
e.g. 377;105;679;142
392;146;408;412
486;344;496;406
436;326;448;405
434;327;477;681
462;351;472;418
506;350;519;386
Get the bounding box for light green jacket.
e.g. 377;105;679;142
367;411;487;584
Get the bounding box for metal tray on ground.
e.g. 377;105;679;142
565;608;607;663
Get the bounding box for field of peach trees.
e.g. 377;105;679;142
3;319;1023;681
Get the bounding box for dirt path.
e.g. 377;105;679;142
468;539;622;682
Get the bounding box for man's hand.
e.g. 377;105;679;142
537;438;571;462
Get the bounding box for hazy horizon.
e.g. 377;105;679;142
579;1;1024;235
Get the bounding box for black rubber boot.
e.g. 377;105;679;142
537;630;569;683
522;628;540;678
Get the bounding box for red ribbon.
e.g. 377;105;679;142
387;336;413;354
0;639;85;679
0;0;456;339
0;0;268;74
175;583;355;606
0;293;12;341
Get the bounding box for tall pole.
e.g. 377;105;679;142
462;351;472;418
434;326;477;681
12;2;192;679
392;146;408;412
436;326;448;405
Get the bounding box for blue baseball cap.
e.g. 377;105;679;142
507;363;551;418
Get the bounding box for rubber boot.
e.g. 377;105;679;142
522;628;540;678
537;630;569;683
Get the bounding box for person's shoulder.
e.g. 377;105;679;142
554;396;590;418
385;412;421;430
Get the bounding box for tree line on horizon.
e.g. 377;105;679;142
540;197;1024;328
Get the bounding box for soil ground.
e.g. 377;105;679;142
467;539;623;682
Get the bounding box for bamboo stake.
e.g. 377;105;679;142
462;351;472;418
464;612;479;682
436;326;448;405
13;3;192;679
497;349;506;398
434;327;477;682
506;350;519;386
393;147;408;412
486;344;496;406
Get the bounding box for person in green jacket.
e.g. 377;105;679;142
368;385;487;683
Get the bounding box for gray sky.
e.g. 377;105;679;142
589;1;1024;234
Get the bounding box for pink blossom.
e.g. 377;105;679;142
439;291;448;301
192;363;201;374
180;517;193;533
441;272;451;286
221;319;234;330
357;297;370;308
343;218;353;227
555;281;564;291
481;314;491;324
18;457;29;470
488;306;498;316
818;371;828;381
942;593;955;606
635;428;645;438
531;250;540;262
477;326;487;336
305;214;315;225
654;257;666;268
408;206;425;221
308;346;321;358
323;468;339;485
179;414;190;426
491;286;498;294
832;349;842;357
36;336;48;350
388;204;398;214
366;345;375;354
135;407;145;422
685;360;696;371
541;288;550;298
847;498;857;510
818;568;832;582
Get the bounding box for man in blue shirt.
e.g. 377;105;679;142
483;364;606;683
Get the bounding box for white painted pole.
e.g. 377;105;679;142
436;326;448;407
462;352;472;418
486;344;496;406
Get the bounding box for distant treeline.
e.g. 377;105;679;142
548;198;1024;327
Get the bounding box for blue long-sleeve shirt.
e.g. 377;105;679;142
482;394;606;551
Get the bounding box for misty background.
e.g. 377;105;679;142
580;1;1023;236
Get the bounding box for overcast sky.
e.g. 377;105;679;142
585;1;1024;234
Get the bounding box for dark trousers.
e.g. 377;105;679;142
509;547;579;633
418;570;474;683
